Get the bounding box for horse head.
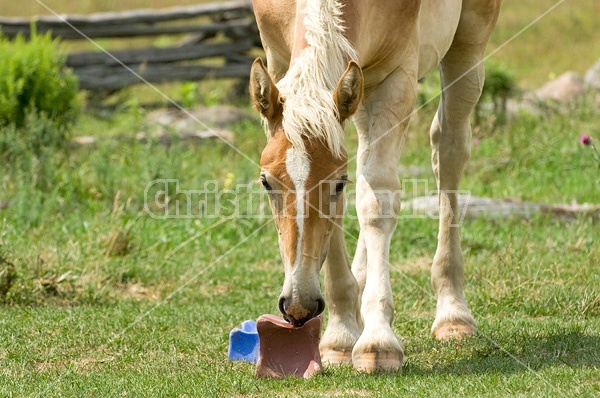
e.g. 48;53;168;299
249;58;363;325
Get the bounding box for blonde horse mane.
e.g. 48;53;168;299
276;0;357;158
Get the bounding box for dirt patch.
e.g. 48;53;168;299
394;257;432;273
198;281;234;296
117;283;161;301
72;106;251;148
72;356;115;368
147;106;255;129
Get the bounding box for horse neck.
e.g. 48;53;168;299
290;0;309;60
276;0;356;159
287;0;357;90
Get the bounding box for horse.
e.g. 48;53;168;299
249;0;502;372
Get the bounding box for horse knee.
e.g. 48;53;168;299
440;139;471;166
355;178;400;232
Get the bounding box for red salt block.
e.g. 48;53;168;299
255;314;323;379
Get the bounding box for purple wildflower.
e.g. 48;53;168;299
580;134;600;165
580;134;592;146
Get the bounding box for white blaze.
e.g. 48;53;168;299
285;147;310;270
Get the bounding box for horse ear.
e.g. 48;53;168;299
333;61;364;122
249;58;281;120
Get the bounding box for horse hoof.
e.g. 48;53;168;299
433;322;476;340
321;349;353;366
352;351;403;373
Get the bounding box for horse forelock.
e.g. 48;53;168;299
275;0;357;159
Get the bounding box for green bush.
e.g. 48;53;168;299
471;60;518;126
0;28;79;131
0;28;80;192
476;60;517;122
482;60;517;105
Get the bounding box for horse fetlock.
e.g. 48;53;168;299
320;317;360;365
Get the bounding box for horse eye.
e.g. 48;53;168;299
335;178;347;194
260;174;272;191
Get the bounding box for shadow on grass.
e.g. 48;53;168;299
402;329;600;377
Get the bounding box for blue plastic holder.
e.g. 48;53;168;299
228;319;259;362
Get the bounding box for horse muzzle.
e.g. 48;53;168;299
278;295;325;326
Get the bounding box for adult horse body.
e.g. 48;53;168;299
250;0;501;372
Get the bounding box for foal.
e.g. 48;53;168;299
250;0;501;372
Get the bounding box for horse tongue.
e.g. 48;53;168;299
255;314;322;379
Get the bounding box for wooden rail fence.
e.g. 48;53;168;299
0;1;261;92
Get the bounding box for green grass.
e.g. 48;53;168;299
1;1;599;396
487;0;600;89
1;93;598;395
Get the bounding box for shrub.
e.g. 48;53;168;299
483;60;517;106
475;60;518;124
0;28;80;191
0;28;79;131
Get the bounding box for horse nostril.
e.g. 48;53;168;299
315;298;325;317
278;296;287;315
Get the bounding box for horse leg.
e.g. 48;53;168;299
351;70;416;372
320;106;371;365
349;105;370;332
320;221;361;365
430;2;500;340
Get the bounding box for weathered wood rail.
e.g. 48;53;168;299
0;1;261;92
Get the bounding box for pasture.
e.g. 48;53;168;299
0;0;599;396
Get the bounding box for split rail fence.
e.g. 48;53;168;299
0;0;261;92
